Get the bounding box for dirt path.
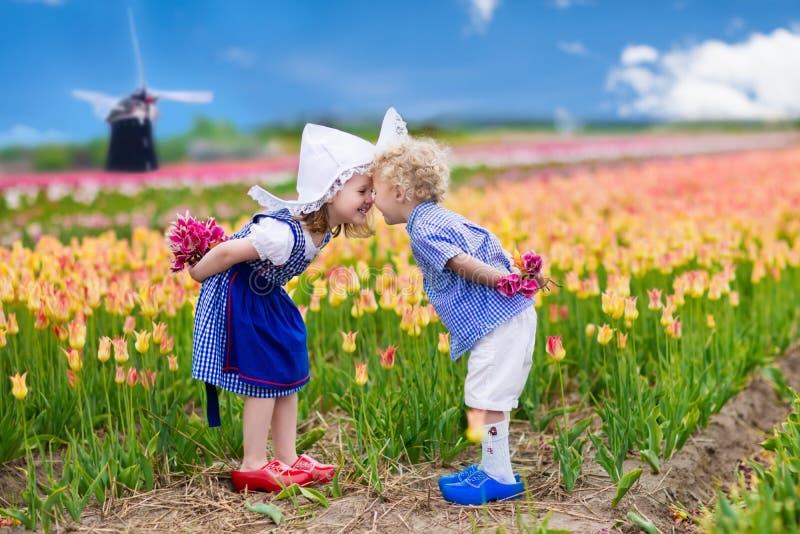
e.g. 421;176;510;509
16;347;788;533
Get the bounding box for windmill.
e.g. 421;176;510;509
72;9;213;172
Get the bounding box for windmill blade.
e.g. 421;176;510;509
72;89;121;119
149;89;213;103
128;8;146;89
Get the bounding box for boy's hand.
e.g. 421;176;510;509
534;272;546;289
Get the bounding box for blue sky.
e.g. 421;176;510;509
1;0;799;146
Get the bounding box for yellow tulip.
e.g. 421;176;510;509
666;319;682;339
167;355;179;372
597;324;614;345
350;302;364;318
438;332;450;354
328;288;347;307
356;260;371;281
379;290;395;311
414;306;430;328
341;331;358;354
585;323;596;338
354;361;368;386
624;297;639;322
52;324;68;342
151;321;167;344
113;336;129;363
706;314;716;329
660;307;674;328
9;372;28;400
465;409;488;443
359;290;378;313
134;330;151;354
68;317;86;350
601;292;625;320
7;313;18;335
97;336;112;363
62;347;83;372
312;279;327;298
616;331;628;349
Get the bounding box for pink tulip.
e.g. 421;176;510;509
546;336;566;362
166;212;227;273
496;274;521;297
519;277;540;298
521;252;543;276
379;345;397;370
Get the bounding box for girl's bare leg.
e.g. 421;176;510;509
271;393;299;466
240;396;275;471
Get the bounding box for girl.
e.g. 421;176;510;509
189;123;376;492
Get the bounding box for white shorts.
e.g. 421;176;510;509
464;306;537;412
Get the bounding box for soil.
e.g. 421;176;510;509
2;346;798;533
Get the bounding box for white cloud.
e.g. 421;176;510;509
621;44;659;65
725;16;746;36
0;125;68;147
607;27;800;120
791;21;800;33
558;40;588;56
466;0;500;34
220;46;257;68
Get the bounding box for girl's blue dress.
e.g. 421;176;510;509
192;209;330;426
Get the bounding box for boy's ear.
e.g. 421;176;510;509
394;185;405;202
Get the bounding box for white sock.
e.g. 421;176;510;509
478;417;515;484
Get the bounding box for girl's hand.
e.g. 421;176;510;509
187;264;200;282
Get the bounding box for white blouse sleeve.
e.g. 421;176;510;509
247;217;295;265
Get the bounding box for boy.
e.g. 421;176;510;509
370;113;541;505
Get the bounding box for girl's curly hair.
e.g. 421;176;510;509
370;138;449;203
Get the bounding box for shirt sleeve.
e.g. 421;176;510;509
247;217;294;265
413;224;466;272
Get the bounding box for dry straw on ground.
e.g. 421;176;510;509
0;346;790;533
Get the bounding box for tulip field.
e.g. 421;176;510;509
1;143;800;532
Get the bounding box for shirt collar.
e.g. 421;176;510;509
406;201;435;234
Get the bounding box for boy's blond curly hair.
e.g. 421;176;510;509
370;138;449;203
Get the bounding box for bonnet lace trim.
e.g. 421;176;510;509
248;161;372;216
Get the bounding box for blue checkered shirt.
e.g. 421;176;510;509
407;202;534;360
